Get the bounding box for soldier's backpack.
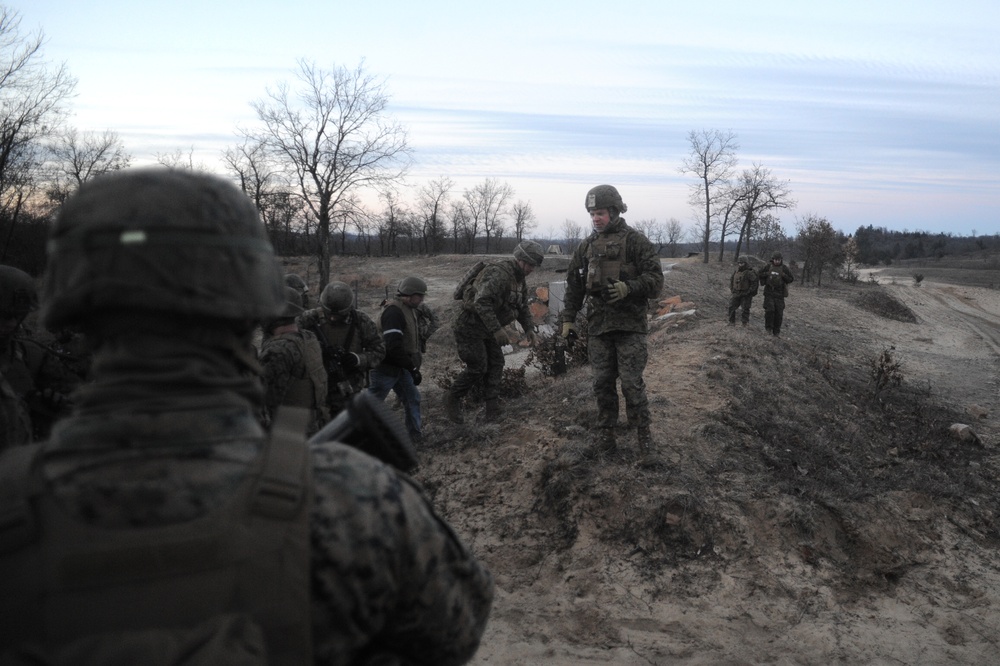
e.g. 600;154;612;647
452;260;486;300
0;408;314;666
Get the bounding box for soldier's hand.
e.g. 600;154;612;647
410;368;423;386
605;279;630;303
526;330;539;346
341;352;361;370
560;322;578;339
494;329;510;346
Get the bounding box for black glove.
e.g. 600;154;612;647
409;368;423;386
341;352;361;370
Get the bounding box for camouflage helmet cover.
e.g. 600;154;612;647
513;240;544;267
320;281;355;315
737;256;749;266
584;184;627;214
0;265;38;318
281;286;304;317
283;273;308;293
771;251;783;261
41;168;285;330
397;276;427;296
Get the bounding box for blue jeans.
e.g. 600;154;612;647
368;366;422;442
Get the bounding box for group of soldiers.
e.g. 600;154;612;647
0;171;669;662
727;251;795;335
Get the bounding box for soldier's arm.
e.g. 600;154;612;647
561;246;586;321
379;306;413;369
310;445;494;665
628;235;665;299
470;266;506;333
783;266;795;284
258;339;296;417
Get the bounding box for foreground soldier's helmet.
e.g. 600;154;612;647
397;276;427;296
513;240;544;267
0;265;39;318
320;281;354;316
42;168;285;330
584;184;628;215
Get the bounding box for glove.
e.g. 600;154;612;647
341;352;361;370
605;279;630;303
494;329;510;346
409;368;423;386
560;322;578;339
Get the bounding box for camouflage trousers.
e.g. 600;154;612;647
451;328;505;401
588;331;651;429
762;294;786;335
727;294;753;324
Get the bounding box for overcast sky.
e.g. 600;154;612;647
12;0;1000;238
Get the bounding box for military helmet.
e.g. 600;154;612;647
513;240;544;267
397;276;427;296
41;168;285;330
281;286;304;317
771;251;783;261
584;184;628;214
320;281;354;315
0;265;38;318
737;256;748;266
284;273;307;293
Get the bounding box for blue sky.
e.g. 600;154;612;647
13;0;1000;237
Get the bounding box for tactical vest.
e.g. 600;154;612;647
275;332;328;421
584;227;638;294
0;408;314;665
732;268;753;293
383;298;422;369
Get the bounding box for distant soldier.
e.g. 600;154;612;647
727;256;758;326
444;241;543;424
284;273;310;309
0;167;493;664
370;276;427;444
259;286;329;435
560;185;664;455
0;265;79;449
758;250;794;336
297;281;385;416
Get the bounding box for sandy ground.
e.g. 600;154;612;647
296;254;1000;664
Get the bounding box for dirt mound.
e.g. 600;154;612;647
290;253;1000;664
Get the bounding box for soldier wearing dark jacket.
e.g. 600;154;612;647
758;250;795;336
369;276;427;444
0;168;493;665
444;241;543;424
561;185;664;455
727;256;758;326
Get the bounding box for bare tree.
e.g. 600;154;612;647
796;213;842;287
449;201;471;253
246;59;410;287
679;129;739;264
464;178;513;254
666;217;683;258
416;177;452;255
510;199;537;244
732;163;795;260
562;219;583;253
0;7;75;262
47;128;130;204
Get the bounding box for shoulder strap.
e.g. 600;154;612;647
253;407;311;519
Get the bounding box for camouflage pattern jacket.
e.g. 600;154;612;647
561;218;664;336
0;403;494;665
296;307;386;395
259;328;330;435
457;258;532;337
730;265;758;297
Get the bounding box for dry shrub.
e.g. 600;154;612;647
849;287;918;322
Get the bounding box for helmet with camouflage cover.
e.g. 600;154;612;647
584;184;628;215
397;276;427;296
284;273;307;293
771;251;783;261
41;168;285;330
513;240;544;267
737;256;749;266
0;265;38;319
320;281;355;316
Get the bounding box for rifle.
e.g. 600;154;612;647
311;324;356;397
308;391;419;472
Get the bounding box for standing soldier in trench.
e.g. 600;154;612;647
444;241;543;424
560;184;664;455
297;281;385;417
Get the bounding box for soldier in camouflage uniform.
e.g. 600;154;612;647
370;277;427;444
0;265;79;449
297;282;385;418
416;301;441;352
727;256;758;326
0;168;493;664
758;250;794;336
284;273;310;309
444;241;543;423
560;185;664;454
259;287;330;435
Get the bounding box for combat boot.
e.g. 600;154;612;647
444;391;464;424
596;427;617;453
484;399;504;422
